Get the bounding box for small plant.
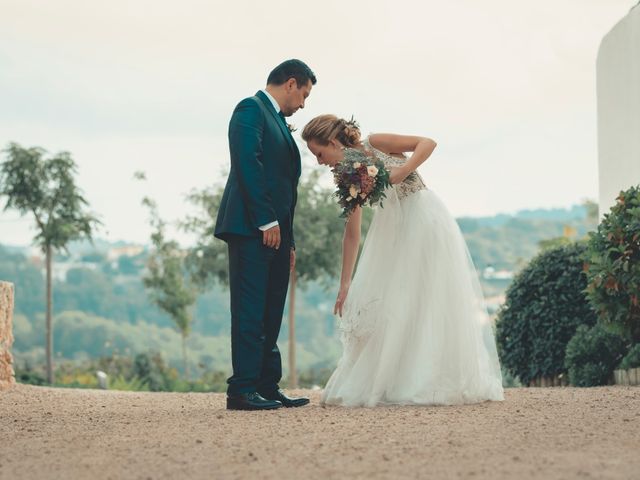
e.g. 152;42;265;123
108;374;149;392
56;372;99;388
14;365;47;386
132;352;174;392
619;343;640;370
565;324;628;387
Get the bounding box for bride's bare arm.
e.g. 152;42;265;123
369;133;437;183
334;206;362;317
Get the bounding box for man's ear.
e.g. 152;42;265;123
287;78;298;91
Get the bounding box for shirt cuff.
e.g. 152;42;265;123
259;220;279;231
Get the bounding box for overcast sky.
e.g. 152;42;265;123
0;0;636;247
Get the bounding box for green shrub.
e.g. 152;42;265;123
565;324;628;386
14;365;47;386
109;374;150;392
132;352;175;391
500;367;522;388
585;185;640;342
496;243;597;385
169;371;227;392
619;343;640;370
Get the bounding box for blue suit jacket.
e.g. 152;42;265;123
214;91;301;246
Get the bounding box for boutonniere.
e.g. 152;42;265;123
287;122;297;133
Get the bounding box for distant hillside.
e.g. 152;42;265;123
458;204;589;228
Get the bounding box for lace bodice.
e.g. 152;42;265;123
360;137;427;200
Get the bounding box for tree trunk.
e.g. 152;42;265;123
45;245;54;384
182;332;189;380
288;269;297;389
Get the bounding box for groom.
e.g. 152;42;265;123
215;59;316;410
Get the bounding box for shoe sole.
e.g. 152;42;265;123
226;401;282;411
282;399;310;408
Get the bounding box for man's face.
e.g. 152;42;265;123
283;79;312;116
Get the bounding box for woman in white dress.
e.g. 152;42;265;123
301;115;504;407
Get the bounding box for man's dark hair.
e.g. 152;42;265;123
267;59;317;88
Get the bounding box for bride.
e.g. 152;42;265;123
301;115;505;407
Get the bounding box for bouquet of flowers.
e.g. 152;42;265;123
332;148;391;218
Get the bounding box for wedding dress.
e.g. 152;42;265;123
321;137;505;407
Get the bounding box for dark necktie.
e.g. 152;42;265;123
278;111;292;136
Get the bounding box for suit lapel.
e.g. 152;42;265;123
255;91;298;159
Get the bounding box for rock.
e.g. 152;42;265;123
0;281;16;390
96;371;108;390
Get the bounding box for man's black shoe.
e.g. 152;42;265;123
260;389;310;408
226;392;282;411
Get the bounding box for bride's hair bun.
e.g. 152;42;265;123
336;117;361;148
302;114;362;148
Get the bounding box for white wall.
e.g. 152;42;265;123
596;4;640;217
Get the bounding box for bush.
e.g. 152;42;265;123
565;324;628;386
109;374;150;392
619;343;640;370
132;352;175;391
496;243;597;385
169;370;227;393
55;371;99;389
585;185;640;343
15;364;47;386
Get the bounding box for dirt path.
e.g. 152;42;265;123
1;384;639;480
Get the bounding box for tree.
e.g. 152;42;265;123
583;199;599;226
142;197;197;379
180;183;229;288
584;185;640;343
0;143;100;383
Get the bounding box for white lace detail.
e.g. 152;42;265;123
362;137;427;200
338;297;382;340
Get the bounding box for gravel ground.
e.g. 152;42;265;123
1;384;639;480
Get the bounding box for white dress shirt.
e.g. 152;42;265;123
257;90;282;232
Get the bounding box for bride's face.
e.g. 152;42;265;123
306;139;344;167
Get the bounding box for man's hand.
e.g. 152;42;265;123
290;247;296;273
263;225;281;249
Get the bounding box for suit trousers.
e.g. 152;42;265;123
226;234;291;396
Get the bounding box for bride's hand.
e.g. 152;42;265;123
389;166;410;184
334;284;350;317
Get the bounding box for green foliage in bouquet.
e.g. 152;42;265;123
495;243;597;385
333;148;391;218
619;343;640;370
564;323;627;387
584;185;640;343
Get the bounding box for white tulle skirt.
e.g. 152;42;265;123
321;188;505;407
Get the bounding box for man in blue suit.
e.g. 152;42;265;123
215;60;316;410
